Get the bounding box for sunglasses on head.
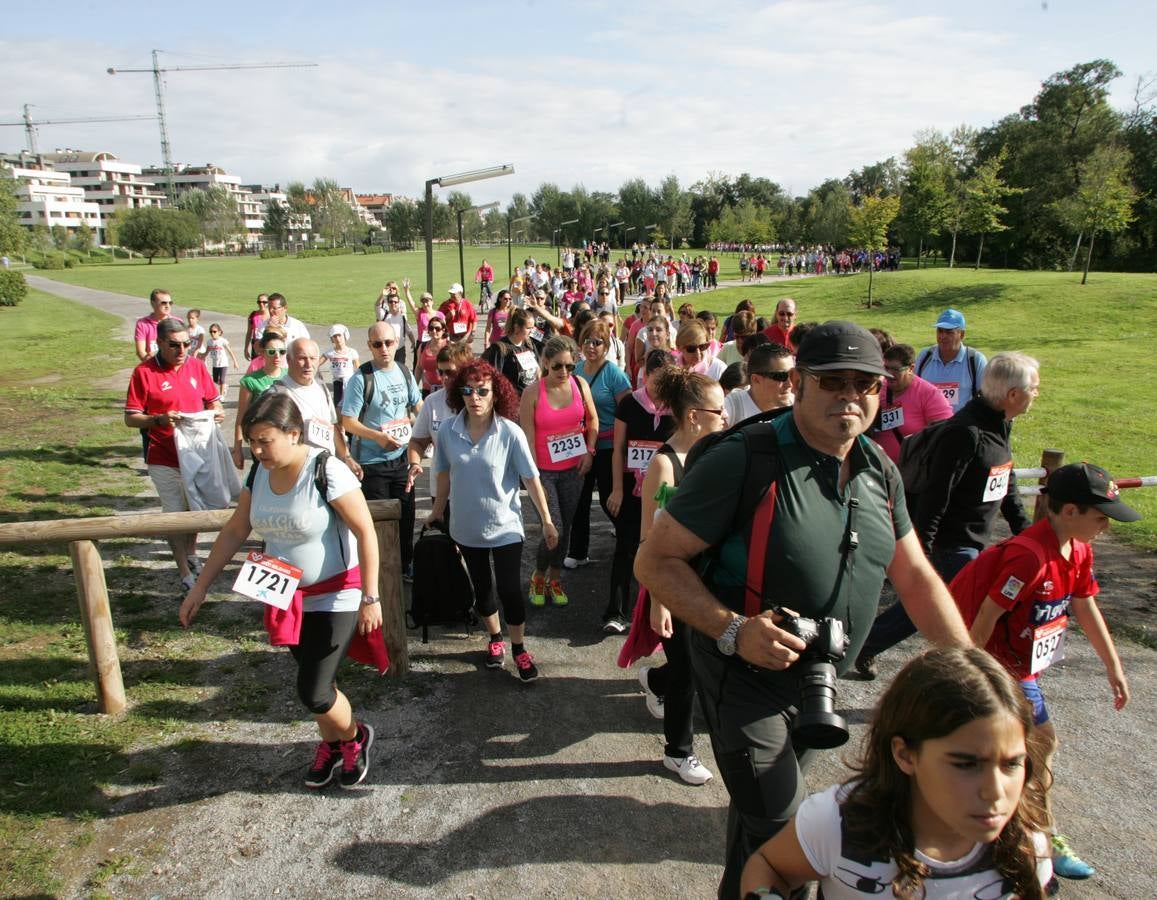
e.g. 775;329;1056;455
681;343;710;354
802;369;882;395
460;385;491;397
370;339;398;349
551;362;577;373
167;340;191;349
266;347;287;356
751;369;791;382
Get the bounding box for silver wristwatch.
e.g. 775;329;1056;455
717;615;747;656
361;595;380;606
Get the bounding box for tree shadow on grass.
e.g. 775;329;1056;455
0;445;142;466
876;282;1008;316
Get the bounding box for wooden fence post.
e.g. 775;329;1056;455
375;518;408;677
1032;448;1065;522
69;540;126;715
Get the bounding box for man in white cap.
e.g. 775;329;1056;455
438;283;477;343
914;308;986;413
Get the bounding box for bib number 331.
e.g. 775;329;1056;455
233;552;303;610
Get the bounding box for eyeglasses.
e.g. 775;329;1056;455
583;338;605;348
437;368;456;377
460;385;492;397
370;339;398;349
777;311;795;318
156;300;172;306
681;343;710;354
801;369;882;395
265;347;288;356
257;300;269;305
884;365;909;377
751;369;791;382
550;362;577;373
694;407;726;418
167;340;192;349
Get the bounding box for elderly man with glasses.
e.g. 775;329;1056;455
761;298;797;346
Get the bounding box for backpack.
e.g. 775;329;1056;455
897;417;955;497
408;523;477;642
916;346;981;401
349;359;418;457
245;450;349;568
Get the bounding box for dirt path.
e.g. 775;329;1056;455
25;275;1157;899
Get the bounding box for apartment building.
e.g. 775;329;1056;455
42;150;165;215
144;163;264;247
3;159;103;241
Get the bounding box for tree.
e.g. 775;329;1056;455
262;200;290;249
899;131;952;267
118;207;201;263
51;225;69;250
385;201;419;248
1053;144;1138;283
178;185;242;251
844;158;901;204
72;223;95;253
617;177;657;245
654;175;693;249
847;193;900;307
310;178;359;247
806;180;852;247
963;150;1023;269
944;126;979;268
0;173;25;257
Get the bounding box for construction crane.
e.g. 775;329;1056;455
0;103;156;155
107;49;317;203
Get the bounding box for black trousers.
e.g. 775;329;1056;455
360;455;415;569
605;492;641;621
646;617;695;759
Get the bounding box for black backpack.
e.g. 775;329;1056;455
408;523;477;642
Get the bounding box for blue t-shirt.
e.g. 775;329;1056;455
433;411;539;548
915;345;987;413
576;359;630;449
247;448;362;613
341;363;421;464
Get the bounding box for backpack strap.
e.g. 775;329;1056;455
732;423;782;618
966;347;980;399
915;348;930;378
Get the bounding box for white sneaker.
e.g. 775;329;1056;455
664;754;713;786
563;556;591;570
179;572;197;592
187;556;203;576
638;666;664;720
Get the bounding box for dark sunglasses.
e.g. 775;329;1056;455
583;338;605;348
437;368;456;377
461;385;491;397
265;347;288;356
802;369;882;395
370;339;398;349
751;369;791;382
551;362;577;373
167;340;192;349
428;325;445;332
681;343;710;354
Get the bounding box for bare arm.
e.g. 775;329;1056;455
330;488;382;635
970;597;1006;648
341;414;399;452
740;816;821;899
888;529;972;648
1070;595;1129;709
429;470;451;520
226;343;240;368
608;417;627;516
519;382;538;456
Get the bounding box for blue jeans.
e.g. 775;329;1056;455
858;546;979;660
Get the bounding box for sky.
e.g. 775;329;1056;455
2;0;1151;205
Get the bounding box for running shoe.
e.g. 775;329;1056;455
513;650;539;683
339;721;374;789
304;740;342;789
602;616;628;635
563;556;591;570
486;640;506;669
401;564;414;584
854;653;878;681
179;572;197;593
663;754;714;786
186;555;204;577
529;574;547;607
548;579;569;607
1051;834;1095;879
638;666;665;720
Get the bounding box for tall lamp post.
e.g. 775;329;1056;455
455;201;499;294
424;164;514;295
508;214;532;280
554;217;579;266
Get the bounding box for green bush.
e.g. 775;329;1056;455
260;249;288;259
31;252;72;270
0;270;27;306
295;246;354;259
363;245;384;255
113;247;132;259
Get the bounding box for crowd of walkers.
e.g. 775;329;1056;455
125;267;1137;898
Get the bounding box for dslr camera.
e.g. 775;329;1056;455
778;612;851;749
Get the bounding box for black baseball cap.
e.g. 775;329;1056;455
796;320;887;377
1044;463;1141;522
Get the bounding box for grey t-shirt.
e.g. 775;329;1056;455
247;448;362;612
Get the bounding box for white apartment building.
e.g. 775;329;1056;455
42;150;165;216
144;163;264;247
245;185;312;248
4;162;103;241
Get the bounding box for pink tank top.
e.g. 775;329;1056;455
533;376;586;471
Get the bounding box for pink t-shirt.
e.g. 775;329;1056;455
134;314;171;355
872;374;954;463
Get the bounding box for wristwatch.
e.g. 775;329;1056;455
361;595;380;607
717;615;747;656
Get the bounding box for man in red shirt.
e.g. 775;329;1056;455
474;260;495;310
124;317;224;591
438;283;477;343
762;298;797;345
958;461;1138;882
133;289;174;361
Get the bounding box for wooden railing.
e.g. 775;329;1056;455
0;500;407;715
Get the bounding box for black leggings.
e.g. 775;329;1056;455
606;492;641;621
568;446;614;560
459;541;526;628
288;610;358;714
646;617;695;759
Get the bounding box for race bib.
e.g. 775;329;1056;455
1030;615;1067;675
982;462;1012;503
306;417;334;449
627;440;662;472
879;406;904;431
547;430;586;464
529;327;545;343
382;418;413;445
419;330;429;343
232;552;302;610
515;350;538;373
934;382;959;405
452;320;468;336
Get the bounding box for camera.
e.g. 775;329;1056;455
778;612;851;749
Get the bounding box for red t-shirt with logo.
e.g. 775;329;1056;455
125;356;220;468
982;518;1098;680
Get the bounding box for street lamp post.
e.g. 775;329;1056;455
424;164;514;295
508;214;532;280
455;201;500;294
555;218;579;266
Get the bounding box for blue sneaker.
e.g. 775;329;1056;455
1051;834;1095;879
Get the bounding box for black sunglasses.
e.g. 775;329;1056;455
167;340;192;349
751;370;791;382
551;362;577;373
681;343;710;354
370;339;398;349
461;385;491;397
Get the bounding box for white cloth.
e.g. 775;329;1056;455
724;387;761;426
173;411;241;511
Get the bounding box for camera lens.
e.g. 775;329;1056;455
792;661;850;749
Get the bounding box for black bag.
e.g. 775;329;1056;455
408;523;476;642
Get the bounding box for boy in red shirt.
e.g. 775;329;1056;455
956;462;1138;882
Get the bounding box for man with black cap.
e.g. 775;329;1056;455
635;320;970;899
955;461;1138;882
